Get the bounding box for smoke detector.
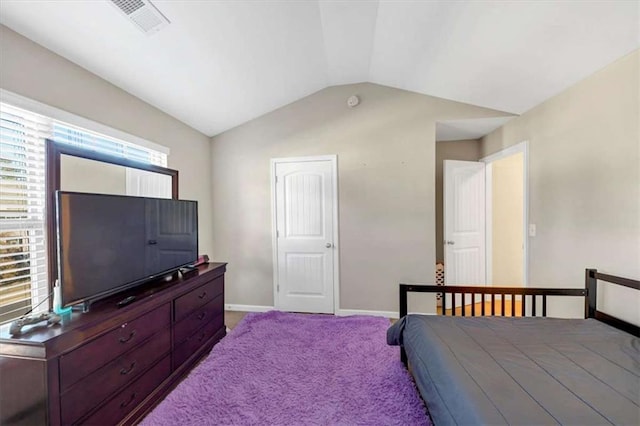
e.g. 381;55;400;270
347;95;360;108
110;0;170;35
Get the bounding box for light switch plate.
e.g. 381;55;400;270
528;224;537;237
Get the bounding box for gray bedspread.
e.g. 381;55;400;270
387;316;640;425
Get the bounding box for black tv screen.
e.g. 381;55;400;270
55;191;198;308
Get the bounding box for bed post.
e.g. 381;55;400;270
399;284;408;366
586;268;597;318
400;285;408;318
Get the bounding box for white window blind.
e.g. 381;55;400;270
0;102;168;323
0;105;49;323
52;122;167;167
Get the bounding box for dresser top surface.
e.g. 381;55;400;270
0;263;226;353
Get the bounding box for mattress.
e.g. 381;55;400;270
387;315;640;425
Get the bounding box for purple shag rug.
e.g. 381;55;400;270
142;311;429;425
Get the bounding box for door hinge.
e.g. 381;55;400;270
277;284;280;292
276;230;279;238
275;175;278;183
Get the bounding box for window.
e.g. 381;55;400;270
0;102;167;323
52;122;167;167
0;106;49;323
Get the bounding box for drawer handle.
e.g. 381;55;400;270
118;331;136;344
198;291;207;299
197;312;207;320
120;392;137;409
120;361;137;376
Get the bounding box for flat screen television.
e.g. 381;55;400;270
55;191;198;310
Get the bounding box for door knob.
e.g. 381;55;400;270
445;240;455;245
325;243;332;248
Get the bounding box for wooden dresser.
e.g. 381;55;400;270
0;262;226;426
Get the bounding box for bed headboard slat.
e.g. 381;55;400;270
399;269;639;337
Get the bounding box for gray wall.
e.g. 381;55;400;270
434;139;481;263
211;83;507;312
0;25;214;256
481;50;639;324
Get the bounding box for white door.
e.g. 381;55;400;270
273;157;337;314
444;160;486;309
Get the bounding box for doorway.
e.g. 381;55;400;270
271;155;339;314
442;141;528;310
482;141;528;287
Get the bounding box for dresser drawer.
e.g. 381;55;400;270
61;329;170;425
60;303;171;391
174;294;224;345
174;276;223;321
79;355;170;426
173;313;224;368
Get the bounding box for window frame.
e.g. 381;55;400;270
0;90;176;322
0;95;178;323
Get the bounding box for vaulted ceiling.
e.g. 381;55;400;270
0;1;637;137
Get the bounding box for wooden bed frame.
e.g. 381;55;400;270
399;268;640;364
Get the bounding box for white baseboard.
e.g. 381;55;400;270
225;305;436;318
336;309;399;318
224;304;274;313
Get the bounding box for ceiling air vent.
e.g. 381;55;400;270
110;0;170;35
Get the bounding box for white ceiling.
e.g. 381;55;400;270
0;1;638;137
